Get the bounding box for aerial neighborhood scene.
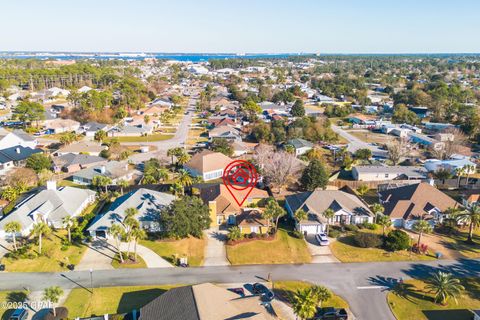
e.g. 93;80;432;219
1;1;480;320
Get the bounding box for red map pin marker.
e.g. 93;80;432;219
222;160;258;207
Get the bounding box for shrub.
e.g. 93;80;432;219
360;222;377;230
344;224;359;232
227;226;242;241
292;230;304;239
249;232;258;239
328;229;341;238
384;230;411;251
353;232;383;248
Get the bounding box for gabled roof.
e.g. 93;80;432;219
57;141;105;154
285;190;373;223
88;188;175;231
11;129;35;142
53;153;106;168
0;145;42;164
73;161;132;180
184;150;232;174
378;183;460;220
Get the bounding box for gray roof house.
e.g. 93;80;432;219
87;188;175;237
107;124;153;137
52;153;107;173
72;161;137;185
0;145;43;174
82;122;110;137
0;181;96;239
285;190;373;235
286;138;314;156
352;165;428;181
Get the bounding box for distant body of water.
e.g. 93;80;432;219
0;52;309;62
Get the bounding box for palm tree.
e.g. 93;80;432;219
376;214;392;237
117;179;129;194
425;271;465;305
62;215;75;243
322;208;335;235
292;288;317;320
356;184;369;197
131;227;147;261
4;221;21;251
109;223;125;263
454;203;480;243
43;286;64;317
464;164;475;185
294;209;308;224
177;169;193;187
371;203;384;224
170;182;184;198
176;152;191;166
123;210;139;259
455;167;465;188
412;219;433;249
32;221;51;255
311;285;332;307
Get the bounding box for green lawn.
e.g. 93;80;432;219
1;230;87;272
388;278;480;320
274;281;349;309
436;228;480;259
140;236;206;266
330;233;435;263
105;134;174;143
57;179;90;189
62;285;178;318
111;253;147;269
226;229;311;265
0;290;29;319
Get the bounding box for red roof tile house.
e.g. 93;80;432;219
378;182;460;229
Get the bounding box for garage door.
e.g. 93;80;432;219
300;224;322;235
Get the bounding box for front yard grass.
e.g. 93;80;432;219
274;281;349;309
387;278;480;320
62;285;178;318
105;134;174;143
330;233;435;263
436;228;480;259
226;228;311;265
140;236;206;266
1;230;87;272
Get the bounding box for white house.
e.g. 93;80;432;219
352;165;427;181
184;150;232;181
0;129;38;150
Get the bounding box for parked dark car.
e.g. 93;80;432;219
315;307;348;320
252;282;274;301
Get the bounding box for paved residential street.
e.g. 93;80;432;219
1;259;478;320
331;125;388;157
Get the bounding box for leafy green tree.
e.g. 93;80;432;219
371;203;384;223
26;154;52;173
425;271;465;305
160;196;211;238
43;286;64;317
177;169;193;187
412;219;433;249
291;99;305;117
294;209;308;223
356;184;369;196
241;99;262;121
1;186;20;202
392;104;419;124
384;229;410;251
300;159;329;191
4;221;21;251
170;182;184;198
94;130;107;142
292;288;317;320
59;132;78;145
211;138;233;156
322;208;335;235
354;148;372;160
13;101;45;127
454;203;480;244
32;221;51;254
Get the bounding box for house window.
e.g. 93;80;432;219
385;174;389;178
251;226;259;233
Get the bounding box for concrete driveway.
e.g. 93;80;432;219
203;228;230;266
305;235;339;263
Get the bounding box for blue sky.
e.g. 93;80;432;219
1;0;479;53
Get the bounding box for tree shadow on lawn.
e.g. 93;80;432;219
368;275;427;304
438;235;480;258
401;258;480;280
117;288;167;314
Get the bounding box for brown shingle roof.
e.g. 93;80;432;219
379;182;460;220
184;150;232;174
237;209;268;227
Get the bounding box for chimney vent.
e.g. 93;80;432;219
46;180;57;191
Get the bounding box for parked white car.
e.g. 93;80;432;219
315;233;330;246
